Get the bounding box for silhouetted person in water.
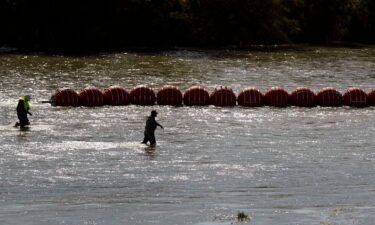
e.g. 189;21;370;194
16;95;32;128
142;110;163;146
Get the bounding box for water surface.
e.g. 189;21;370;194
0;47;374;225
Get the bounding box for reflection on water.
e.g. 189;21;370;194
0;47;375;225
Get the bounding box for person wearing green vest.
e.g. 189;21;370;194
15;95;32;128
142;110;163;146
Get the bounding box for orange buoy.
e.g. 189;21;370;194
342;87;367;107
290;87;316;107
183;85;210;106
129;85;156;105
264;86;289;107
78;87;104;107
51;88;80;107
210;86;236;106
103;86;130;106
237;87;263;107
316;87;342;107
367;89;375;106
156;85;183;106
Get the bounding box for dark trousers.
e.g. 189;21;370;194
17;113;29;128
142;131;156;145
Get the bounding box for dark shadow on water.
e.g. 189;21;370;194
16;127;31;139
144;145;157;159
14;122;31;132
19;127;30;132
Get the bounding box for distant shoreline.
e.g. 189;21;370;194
1;43;375;55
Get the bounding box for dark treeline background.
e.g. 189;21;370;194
0;0;374;52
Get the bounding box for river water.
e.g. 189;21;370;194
0;47;374;225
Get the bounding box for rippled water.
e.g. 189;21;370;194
1;47;375;225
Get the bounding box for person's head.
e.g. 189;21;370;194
151;110;158;117
24;95;31;101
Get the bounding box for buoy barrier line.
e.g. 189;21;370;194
368;89;375;106
210;86;236;106
156;85;183;106
129;85;156;105
78;87;104;107
50;85;375;108
103;86;130;105
342;87;367;107
51;88;80;107
290;87;316;107
264;87;289;107
316;87;342;107
237;87;263;107
237;87;264;107
183;85;210;106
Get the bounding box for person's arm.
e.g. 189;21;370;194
25;103;32;116
156;121;163;129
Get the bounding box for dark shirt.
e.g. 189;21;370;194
16;100;28;115
145;116;158;132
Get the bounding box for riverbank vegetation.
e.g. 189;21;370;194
1;0;374;52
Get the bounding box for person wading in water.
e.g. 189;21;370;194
15;95;32;128
142;110;163;146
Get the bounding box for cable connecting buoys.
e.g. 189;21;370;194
103;86;130;106
183;85;210;106
210;86;236;106
316;87;342;107
237;87;263;107
290;87;316;107
50;88;80;107
129;85;156;105
264;86;289;107
342;87;367;107
368;89;375;106
78;86;104;107
156;85;183;106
